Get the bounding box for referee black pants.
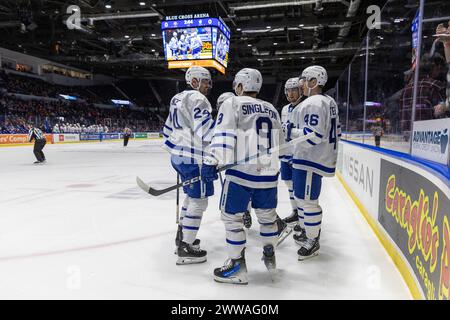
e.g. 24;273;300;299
34;139;46;162
124;135;130;147
374;136;381;147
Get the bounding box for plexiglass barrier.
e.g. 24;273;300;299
332;0;450;156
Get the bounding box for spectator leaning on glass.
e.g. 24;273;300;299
399;53;446;132
434;21;450;118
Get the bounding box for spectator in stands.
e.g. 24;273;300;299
434;22;450;118
0;74;163;133
399;53;446;132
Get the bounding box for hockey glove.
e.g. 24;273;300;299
201;156;218;183
201;164;218;183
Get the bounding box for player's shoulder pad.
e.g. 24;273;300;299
302;94;329;108
258;98;280;119
257;98;276;110
233;95;250;103
281;103;291;112
264;100;277;112
188;90;211;105
221;95;235;109
306;94;326;103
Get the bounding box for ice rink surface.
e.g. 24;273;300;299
0;140;411;299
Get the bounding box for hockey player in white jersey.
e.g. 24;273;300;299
289;66;341;260
201;68;284;284
216;92;235;109
190;31;203;59
162;66;214;265
216;92;253;230
178;34;188;60
277;77;306;246
168;32;179;59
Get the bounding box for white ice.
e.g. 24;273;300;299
0;140;411;299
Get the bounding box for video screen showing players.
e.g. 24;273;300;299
214;29;230;67
163;27;213;61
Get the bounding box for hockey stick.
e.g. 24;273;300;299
219;171;224;186
176;173;180;224
137;163;235;196
136;132;314;197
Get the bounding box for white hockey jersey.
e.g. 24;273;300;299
279;102;297;163
163;90;214;162
190;35;203;50
169;37;178;50
178;39;188;52
290;94;341;177
208;95;283;189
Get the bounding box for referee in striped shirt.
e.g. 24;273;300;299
28;125;46;164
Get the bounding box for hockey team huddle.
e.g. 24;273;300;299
168;30;204;60
162;65;341;285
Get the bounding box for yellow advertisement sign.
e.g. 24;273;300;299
168;60;225;74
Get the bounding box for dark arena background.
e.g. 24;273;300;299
0;0;449;304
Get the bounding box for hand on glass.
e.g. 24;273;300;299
435;22;450;42
433;103;448;118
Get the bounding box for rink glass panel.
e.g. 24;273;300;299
346;38;368;141
336;67;350;134
365;0;418;152
332;0;450;155
416;1;450;123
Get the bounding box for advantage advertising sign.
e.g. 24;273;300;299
412;118;450;165
378;159;450;300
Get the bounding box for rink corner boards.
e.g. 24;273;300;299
336;139;450;301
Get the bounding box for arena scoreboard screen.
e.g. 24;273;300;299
161;14;231;74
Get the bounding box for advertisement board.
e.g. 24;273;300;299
147;132;161;139
134;133;148;139
53;134;80;143
80;133;101;141
80;133;121;141
411;118;450;165
63;134;80;142
0;134;52;145
378;158;450;300
339;142;381;220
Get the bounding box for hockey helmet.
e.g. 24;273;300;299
300;65;328;86
185;66;212;89
284;77;300;95
233;68;262;94
216;92;235;108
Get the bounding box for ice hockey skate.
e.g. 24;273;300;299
174;225;201;254
176;241;207;265
293;224;307;246
262;244;277;281
298;237;320;261
282;209;298;228
214;249;248;285
276;217;292;247
243;210;252;229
